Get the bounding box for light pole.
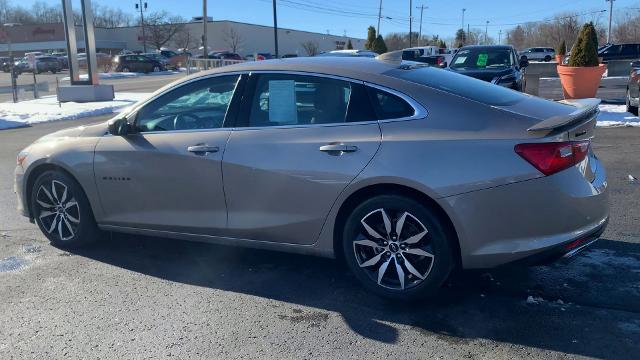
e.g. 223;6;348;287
485;21;489;45
498;29;502;44
202;0;208;69
416;4;427;46
3;23;20;103
606;0;614;44
135;0;147;53
273;0;279;58
461;8;466;44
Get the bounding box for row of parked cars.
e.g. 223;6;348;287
519;43;640;63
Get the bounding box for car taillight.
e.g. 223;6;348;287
514;140;590;176
436;57;443;65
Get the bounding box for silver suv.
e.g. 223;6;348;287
519;47;555;62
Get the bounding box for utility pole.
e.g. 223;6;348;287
409;0;413;48
135;0;147;53
377;0;383;36
498;29;502;44
606;0;614;44
467;24;470;45
485;21;489;45
202;0;208;69
273;0;279;58
461;8;466;44
416;4;427;47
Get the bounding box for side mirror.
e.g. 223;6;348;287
108;118;131;136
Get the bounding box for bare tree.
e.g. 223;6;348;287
301;41;319;56
141;11;186;50
223;27;243;53
172;27;198;52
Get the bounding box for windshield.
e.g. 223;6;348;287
450;48;514;69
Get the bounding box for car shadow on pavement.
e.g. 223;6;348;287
70;234;640;359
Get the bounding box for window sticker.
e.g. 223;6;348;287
454;56;467;64
476;53;488;67
268;80;298;124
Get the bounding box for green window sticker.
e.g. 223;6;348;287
477;53;488;67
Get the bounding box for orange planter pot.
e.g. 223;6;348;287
555;55;564;63
557;64;606;99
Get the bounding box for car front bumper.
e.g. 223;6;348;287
14;165;28;218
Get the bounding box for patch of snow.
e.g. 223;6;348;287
0;92;150;130
60;70;183;81
60;72;138;81
597;104;640;127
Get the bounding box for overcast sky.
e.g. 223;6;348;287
15;0;640;40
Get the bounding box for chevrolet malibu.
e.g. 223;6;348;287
15;57;608;299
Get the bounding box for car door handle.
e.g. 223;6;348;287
319;144;358;153
187;145;219;155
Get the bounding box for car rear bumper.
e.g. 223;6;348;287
443;159;609;269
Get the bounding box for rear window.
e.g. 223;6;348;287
387;65;526;106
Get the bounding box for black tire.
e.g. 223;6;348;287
51;69;57;74
627;88;639;116
31;170;101;248
342;195;455;300
544;55;552;62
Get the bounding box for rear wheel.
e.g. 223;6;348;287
31;170;101;248
544;55;552;62
342;195;455;300
627;88;639;115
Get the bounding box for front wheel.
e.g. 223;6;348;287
342;195;455;300
544;55;552;62
31;170;101;248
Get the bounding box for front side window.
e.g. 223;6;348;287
135;75;239;132
244;74;376;127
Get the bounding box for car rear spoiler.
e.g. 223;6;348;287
527;98;600;132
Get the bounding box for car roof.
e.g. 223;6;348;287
163;57;404;90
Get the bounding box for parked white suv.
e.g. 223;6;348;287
519;47;555;62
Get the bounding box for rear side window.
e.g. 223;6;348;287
241;74;377;127
388;65;526;106
366;87;415;119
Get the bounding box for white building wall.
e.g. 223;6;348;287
102;20;365;55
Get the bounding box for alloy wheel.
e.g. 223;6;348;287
352;208;434;290
35;180;80;241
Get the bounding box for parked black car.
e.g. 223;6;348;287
34;56;62;74
626;60;640;115
598;43;640;62
0;57;11;72
447;45;528;91
112;54;165;73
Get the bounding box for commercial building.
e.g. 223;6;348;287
0;20;365;57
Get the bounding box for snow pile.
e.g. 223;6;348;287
60;70;183;81
0;92;150;130
597;104;640;127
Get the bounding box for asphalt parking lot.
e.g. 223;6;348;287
0;116;639;359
